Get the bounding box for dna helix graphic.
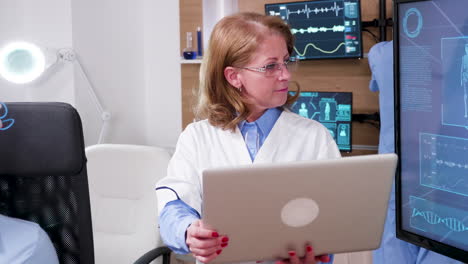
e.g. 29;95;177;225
412;208;468;232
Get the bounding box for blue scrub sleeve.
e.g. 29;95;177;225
159;199;201;254
25;228;59;264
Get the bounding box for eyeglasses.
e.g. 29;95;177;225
238;58;298;77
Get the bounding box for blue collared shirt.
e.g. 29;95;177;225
238;107;282;161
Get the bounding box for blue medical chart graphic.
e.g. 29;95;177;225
420;133;468;196
410;196;468;247
289;91;352;151
0;102;15;130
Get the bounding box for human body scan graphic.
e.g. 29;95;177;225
442;38;468;127
298;102;309;118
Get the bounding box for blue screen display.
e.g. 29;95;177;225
289;91;352;151
397;0;468;253
265;0;362;60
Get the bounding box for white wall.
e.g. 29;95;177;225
0;0;74;104
0;0;182;149
71;0;181;148
143;0;182;150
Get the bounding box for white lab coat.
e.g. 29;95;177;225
157;110;341;215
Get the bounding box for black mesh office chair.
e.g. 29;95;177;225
0;102;94;264
0;102;171;264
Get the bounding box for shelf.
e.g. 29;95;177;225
180;58;203;64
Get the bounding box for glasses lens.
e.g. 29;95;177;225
263;59;299;77
262;63;276;77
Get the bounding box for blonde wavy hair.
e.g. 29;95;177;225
194;12;300;131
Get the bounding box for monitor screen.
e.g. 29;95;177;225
289;91;352;151
265;0;363;60
395;0;468;262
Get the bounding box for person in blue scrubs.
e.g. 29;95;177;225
0;214;59;264
368;41;463;264
0;116;59;264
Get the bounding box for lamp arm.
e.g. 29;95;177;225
59;49;111;144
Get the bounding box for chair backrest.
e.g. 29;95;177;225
85;144;171;264
0;102;94;264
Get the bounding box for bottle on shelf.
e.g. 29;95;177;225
197;26;203;58
183;32;197;60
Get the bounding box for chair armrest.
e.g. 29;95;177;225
134;246;172;264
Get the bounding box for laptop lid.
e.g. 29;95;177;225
202;153;397;263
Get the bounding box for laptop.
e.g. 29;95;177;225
202;153;397;263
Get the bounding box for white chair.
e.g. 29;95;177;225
86;144;172;264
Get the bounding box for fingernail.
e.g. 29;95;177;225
221;243;228;247
212;232;219;238
324;255;331;262
216;249;222;255
306;245;313;252
288;251;296;257
222;236;229;243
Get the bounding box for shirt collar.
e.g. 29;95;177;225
238;107;282;136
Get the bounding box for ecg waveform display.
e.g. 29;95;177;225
409;196;468;247
276;1;345;19
420;133;468;196
265;0;362;60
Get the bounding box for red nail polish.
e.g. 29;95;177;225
222;236;229;243
306;246;313;252
221;243;228;247
288;251;296;257
216;249;222;255
324;255;330;262
212;232;219;238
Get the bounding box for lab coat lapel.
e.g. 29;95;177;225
229;126;255;165
253;111;287;164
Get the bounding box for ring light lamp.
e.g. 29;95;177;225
0;42;46;84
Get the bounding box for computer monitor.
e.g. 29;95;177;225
394;0;468;262
289;91;352;152
265;0;363;60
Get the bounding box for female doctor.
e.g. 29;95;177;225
156;12;340;264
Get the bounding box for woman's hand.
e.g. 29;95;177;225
186;220;229;263
275;245;330;264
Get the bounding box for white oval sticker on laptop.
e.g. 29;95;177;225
281;198;319;227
